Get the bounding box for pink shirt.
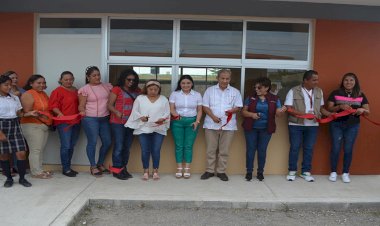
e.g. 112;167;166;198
78;83;113;117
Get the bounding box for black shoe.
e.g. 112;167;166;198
124;169;133;179
113;171;128;180
245;172;252;181
257;172;264;181
63;170;77;177
4;179;13;188
19;178;32;187
70;169;79;175
217;173;229;181
200;172;214;180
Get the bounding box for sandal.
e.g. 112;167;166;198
175;168;183;178
97;165;110;174
184;168;191;179
32;172;52;179
43;171;54;176
153;169;160;180
90;166;102;177
142;170;149;181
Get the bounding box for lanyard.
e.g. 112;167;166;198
302;87;313;109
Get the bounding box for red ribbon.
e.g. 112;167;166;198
287;108;380;126
220;111;233;130
48;113;83;131
362;115;380;126
171;115;181;121
52;113;82;121
109;165;124;174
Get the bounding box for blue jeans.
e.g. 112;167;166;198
330;121;359;173
288;125;318;173
244;129;272;173
57;123;81;172
138;132;165;169
81;116;112;167
111;123;134;168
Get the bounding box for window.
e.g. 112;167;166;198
246;22;309;60
39;18;101;34
109;65;172;97
244;68;304;102
180;21;243;59
109;20;173;57
179;67;241;94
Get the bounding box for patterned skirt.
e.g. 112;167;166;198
0;118;27;154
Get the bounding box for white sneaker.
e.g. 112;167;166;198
300;172;315;182
329;172;337;182
286;171;296;181
342;173;351;183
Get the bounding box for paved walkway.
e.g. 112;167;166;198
1;173;380;226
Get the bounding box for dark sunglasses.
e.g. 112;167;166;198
254;85;263;90
127;78;136;82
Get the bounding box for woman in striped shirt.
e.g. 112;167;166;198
326;73;370;183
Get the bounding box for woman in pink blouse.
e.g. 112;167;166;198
78;66;112;177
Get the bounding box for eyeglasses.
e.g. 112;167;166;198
254;86;263;90
127;78;136;82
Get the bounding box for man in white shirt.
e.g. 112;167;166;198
201;69;243;181
284;70;331;182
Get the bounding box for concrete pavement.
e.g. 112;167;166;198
0;173;379;226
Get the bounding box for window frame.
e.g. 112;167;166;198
37;14;314;96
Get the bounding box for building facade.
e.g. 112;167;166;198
1;0;379;174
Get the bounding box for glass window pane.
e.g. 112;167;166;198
109;65;172;97
179;67;241;95
244;69;304;102
246;22;309;60
180;21;243;59
110;20;173;57
40;18;101;34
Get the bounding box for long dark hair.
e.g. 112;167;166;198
85;66;100;84
175;75;195;91
117;69;140;91
23;74;45;91
340;72;361;97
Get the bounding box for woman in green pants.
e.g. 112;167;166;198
169;75;202;178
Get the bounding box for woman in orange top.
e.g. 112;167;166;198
21;74;53;179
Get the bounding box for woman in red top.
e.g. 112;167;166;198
108;69;140;180
49;71;80;177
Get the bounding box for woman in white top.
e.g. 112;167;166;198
0;74;37;187
125;80;170;180
169;75;202;179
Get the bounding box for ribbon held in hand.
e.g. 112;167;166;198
220;111;233;130
51;113;82;121
287;108;358;124
171;115;181;121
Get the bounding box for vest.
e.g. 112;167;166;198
288;85;322;124
242;92;278;134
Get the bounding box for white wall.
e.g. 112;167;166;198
37;35;102;165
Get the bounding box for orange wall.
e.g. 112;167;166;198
313;20;380;174
0;13;34;85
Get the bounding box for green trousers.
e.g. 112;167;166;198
171;116;198;163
